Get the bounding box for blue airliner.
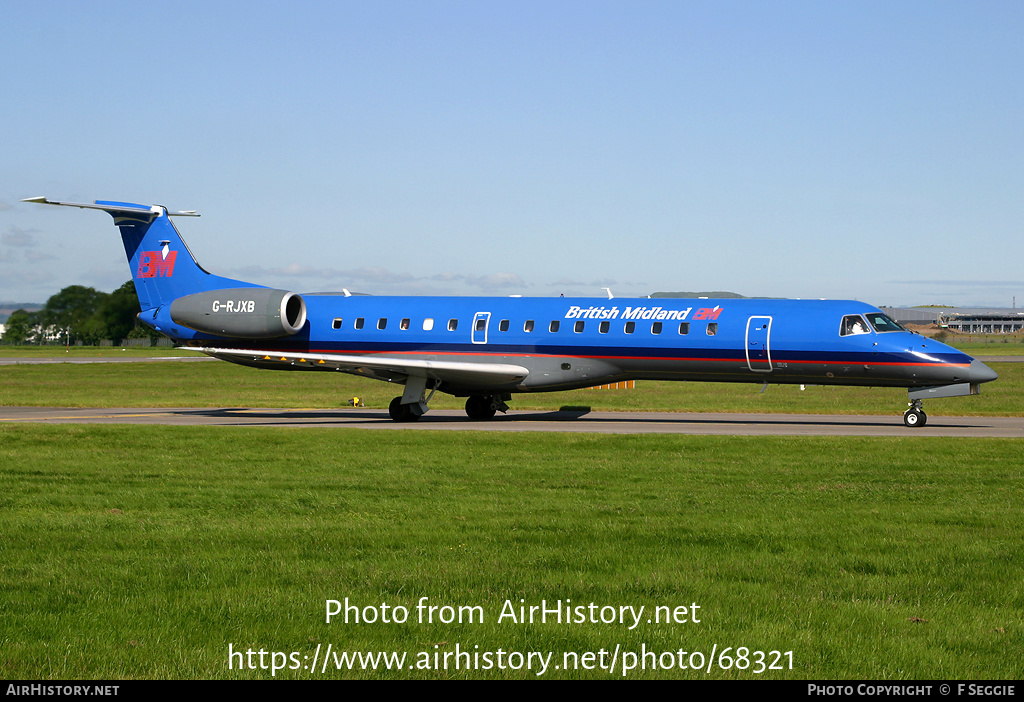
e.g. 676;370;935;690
24;197;998;426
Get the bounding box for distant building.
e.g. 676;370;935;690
882;307;1024;334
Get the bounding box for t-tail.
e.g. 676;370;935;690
22;197;306;341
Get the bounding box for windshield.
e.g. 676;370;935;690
864;312;905;333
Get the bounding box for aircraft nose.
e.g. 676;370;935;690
968;359;998;384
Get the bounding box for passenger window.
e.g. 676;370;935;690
652;322;662;335
625;322;635;334
678;322;689;335
400;318;410;330
378;318;387;330
549;320;560;333
355;317;364;330
524;320;535;332
332;318;342;330
448;319;458;331
706;322;717;336
423;318;434;331
499;319;509;332
574;321;584;333
599;321;610;333
476;318;486;331
841;315;870;336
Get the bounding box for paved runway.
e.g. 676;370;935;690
1;406;1021;437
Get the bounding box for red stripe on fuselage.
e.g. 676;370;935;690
295;347;969;369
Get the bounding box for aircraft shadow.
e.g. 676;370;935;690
167;407;990;429
171;407;592;424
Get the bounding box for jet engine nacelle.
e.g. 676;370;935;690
169;288;307;338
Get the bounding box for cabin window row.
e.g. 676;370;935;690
331;317;718;336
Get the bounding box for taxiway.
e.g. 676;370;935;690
1;406;1021;437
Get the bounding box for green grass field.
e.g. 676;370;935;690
0;346;203;358
941;335;1024;355
1;354;1021;679
1;427;1020;679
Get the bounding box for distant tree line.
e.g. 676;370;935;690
1;282;161;345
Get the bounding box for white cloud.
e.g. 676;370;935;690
2;226;39;247
24;250;57;262
0;267;54;285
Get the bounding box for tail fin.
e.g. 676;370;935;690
22;197;259;310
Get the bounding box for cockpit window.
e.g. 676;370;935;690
840;315;870;336
864;312;905;333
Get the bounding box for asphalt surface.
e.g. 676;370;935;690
1;406;1021;437
2;354;1020;436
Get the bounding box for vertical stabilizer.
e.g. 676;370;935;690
23;197;261;311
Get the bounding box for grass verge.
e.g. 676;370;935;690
1;426;1020;679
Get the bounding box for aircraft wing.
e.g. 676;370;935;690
195;347;530;388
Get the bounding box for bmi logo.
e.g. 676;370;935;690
137;244;177;278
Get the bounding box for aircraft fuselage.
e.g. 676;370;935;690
174;295;992;397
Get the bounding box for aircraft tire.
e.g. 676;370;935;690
903;409;927;428
465;395;497;420
389;396;421;422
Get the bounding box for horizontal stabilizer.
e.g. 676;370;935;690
22;197;199;218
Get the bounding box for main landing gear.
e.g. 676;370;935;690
387;376;511;422
388;375;433;422
903;399;927;428
389;396;423;422
465;394;509;420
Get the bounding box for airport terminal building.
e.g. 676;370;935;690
882;307;1024;334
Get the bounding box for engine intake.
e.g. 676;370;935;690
170;288;307;338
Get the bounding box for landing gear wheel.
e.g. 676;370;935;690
903;408;927;428
465;395;497;420
389;396;421;422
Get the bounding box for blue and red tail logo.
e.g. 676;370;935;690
137;250;177;278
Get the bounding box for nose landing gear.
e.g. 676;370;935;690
903;399;927;428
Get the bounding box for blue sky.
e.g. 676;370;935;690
2;1;1022;307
